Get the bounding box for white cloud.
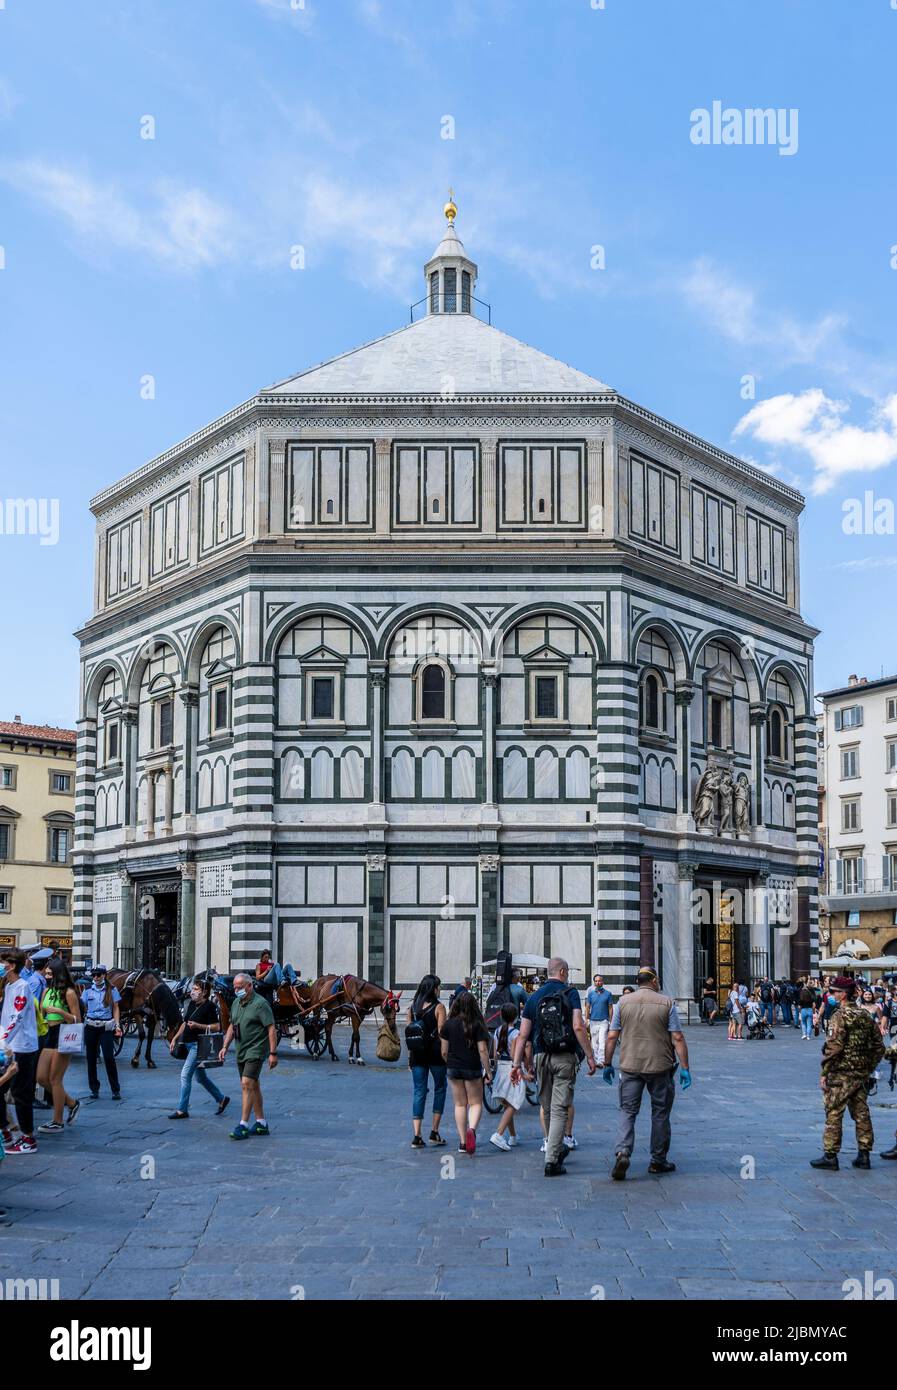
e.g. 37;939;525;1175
734;388;897;494
0;160;238;271
254;0;313;26
680;257;846;367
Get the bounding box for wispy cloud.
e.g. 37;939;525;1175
253;0;314;28
0;160;239;271
734;389;897;495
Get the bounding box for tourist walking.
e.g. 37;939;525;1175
603;966;691;1180
510;956;596;1177
489;1003;526;1151
35;959;82;1133
0;949;40;1154
584;972;614;1065
727;983;745;1040
82;965;123;1100
448;977;472;1009
439;990;492;1155
798;979;816;1039
218;972;277;1139
810;974;885;1171
758;978;775;1026
405;973;447;1148
168;978;230;1120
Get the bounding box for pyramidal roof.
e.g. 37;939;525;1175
264;197;611;397
263;312;613;396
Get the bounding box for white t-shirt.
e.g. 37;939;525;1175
0;976;39;1053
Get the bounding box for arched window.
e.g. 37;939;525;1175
640;671;664;732
420;663;446;720
768;707;784;759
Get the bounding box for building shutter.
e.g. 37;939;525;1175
835;859;843;893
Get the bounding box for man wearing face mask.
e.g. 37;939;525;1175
219;972;278;1139
168;978;230;1120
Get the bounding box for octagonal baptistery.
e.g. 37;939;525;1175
74;201;819;1011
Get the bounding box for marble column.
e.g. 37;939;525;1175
179;686;198;818
481;664;498;813
368;661;388;818
750;702;768;830
481;436;497;536
674;682;696;817
479;855;500;963
366;853;386;984
375;437;391;535
676;862;698;1014
179;860;196;977
122;706;138;841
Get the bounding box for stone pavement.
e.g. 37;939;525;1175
2;1022;897;1301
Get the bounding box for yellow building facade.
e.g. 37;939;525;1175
0;718;77;957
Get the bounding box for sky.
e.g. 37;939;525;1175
0;0;895;726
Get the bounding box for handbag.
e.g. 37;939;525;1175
58;1023;84;1055
196;1031;224;1069
172;1041;189;1060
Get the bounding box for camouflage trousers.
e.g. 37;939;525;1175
822;1075;874;1154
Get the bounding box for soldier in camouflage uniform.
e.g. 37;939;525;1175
810;975;885;1171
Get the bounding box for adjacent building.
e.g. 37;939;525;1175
817;673;897;959
0;717;76;956
74;200;819;1008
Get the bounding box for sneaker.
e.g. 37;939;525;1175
37;1122;65;1134
648;1158;676;1174
216;1096;230;1115
612;1152;630;1181
564;1134;578;1150
544;1162;567;1177
4;1137;37;1155
411;1135;426;1149
66;1099;80;1125
507;1135;519;1148
428;1131;446;1146
489;1132;512;1152
229;1123;251;1141
249;1121;269;1136
539;1138;548;1153
465;1127;476;1155
457;1142;467;1154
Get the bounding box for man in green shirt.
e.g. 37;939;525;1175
219;972;278;1139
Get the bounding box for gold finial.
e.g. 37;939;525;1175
444;188;457;224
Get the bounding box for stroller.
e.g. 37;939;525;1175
746;1003;775;1040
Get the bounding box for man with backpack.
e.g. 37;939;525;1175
509;957;596;1177
602;966;690;1180
758;977;775;1026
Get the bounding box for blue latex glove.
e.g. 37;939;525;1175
602;1065;615;1085
679;1068;692;1090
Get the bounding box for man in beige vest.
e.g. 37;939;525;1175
603;966;691;1180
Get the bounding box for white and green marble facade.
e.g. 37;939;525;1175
74;224;818;1008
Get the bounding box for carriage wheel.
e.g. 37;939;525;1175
305;1030;327;1059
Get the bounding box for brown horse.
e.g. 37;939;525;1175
302;975;401;1064
107;968;183;1068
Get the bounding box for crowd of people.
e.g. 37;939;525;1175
4;940;897;1215
699;972;897;1043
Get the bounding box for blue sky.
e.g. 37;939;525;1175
1;0;895;726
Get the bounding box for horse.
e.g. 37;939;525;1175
106;968;183;1068
302;975;401;1064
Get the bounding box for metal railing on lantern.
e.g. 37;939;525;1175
409;293;492;324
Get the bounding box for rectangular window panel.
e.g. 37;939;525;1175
662;471;679;550
289;448;314;528
312;677;334;721
230;457;244;538
106;722;120;761
158;700;173;747
452;448;475;523
530;449;553;522
646;464;662;543
213;687;229;731
398;449;420;523
106;514;141;600
502;448;526;524
318;449;342;523
536;676;558;719
346;449;370;524
0;826;9;860
201;474;216;549
691;487;706;562
558;449;581;523
721;501;736;575
425;449;447;522
629;456;645;537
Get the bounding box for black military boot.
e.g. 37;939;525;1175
810;1151;839;1170
879;1144;897;1159
852;1150;871;1169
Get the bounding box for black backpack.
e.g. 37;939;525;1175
537;987;577;1054
484;983;512;1032
759;983;772;1003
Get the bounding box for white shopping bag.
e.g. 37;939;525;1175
58;1023;84;1055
